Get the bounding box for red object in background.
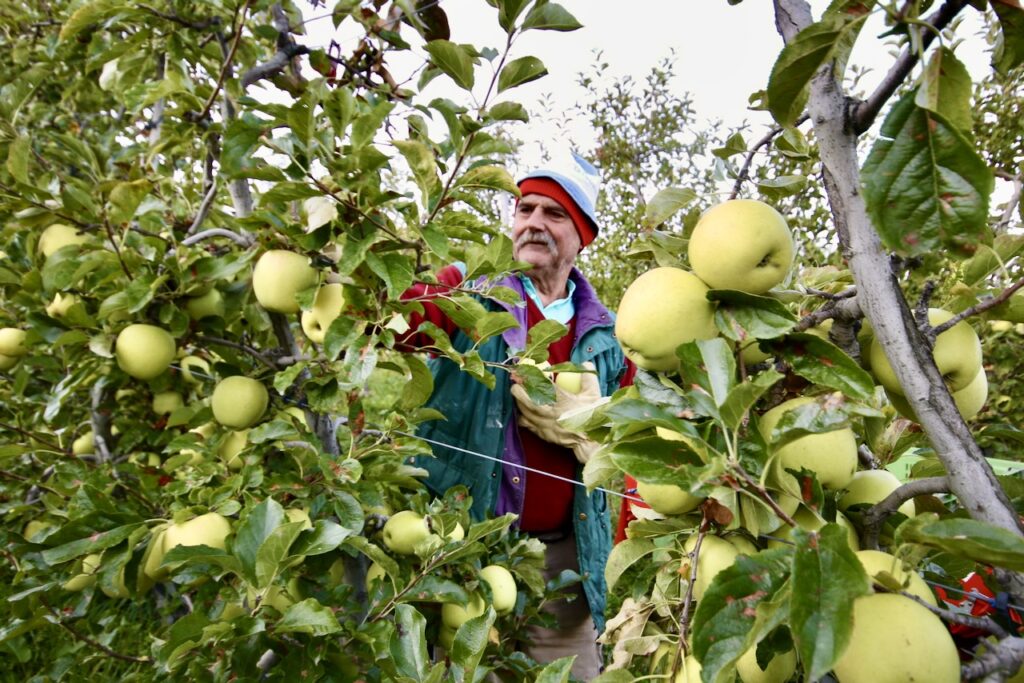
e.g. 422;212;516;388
614;474;648;544
934;569;1023;640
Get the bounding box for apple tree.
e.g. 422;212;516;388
0;0;596;679
572;1;1024;682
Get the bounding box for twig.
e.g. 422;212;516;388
89;383;114;464
194;334;278;371
180;228;253;248
673;516;709;681
730;115;809;199
137;4;221;30
0;469;67;499
731;462;798;528
851;0;971;134
196;0;252;122
857;444;879;470
995;172;1022;233
39;596;151;663
793;296;861;333
187;150;218;235
240;4;309;88
900;589;1008;638
861;476;950;549
963;636;1024;682
0;421;65;452
933;277;1024;337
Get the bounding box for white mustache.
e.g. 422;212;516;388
515;230;556;252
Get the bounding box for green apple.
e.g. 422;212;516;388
768;507;860;551
23;519;54;540
300;283;346;344
687;199;794;294
739;339;772;365
441;592;486;629
179;355;211;384
163;512;232;554
249;578;302;614
838;469;915;517
447;522;465;542
855;549;935;606
759;396;858;490
554;371;583;394
252;249;318;314
285;508;313;530
152;391;184;416
217;429;249;469
437;624;457;651
0;328;27;357
46;292;80;318
681;534;755;601
115;324;176;380
615;267;718;372
736;646;797;683
39;223;88;257
381;509;431;555
63;553;102;591
887;367;988;422
212;376;268;429
832;594;959;683
72;430;95;455
364;561;387;591
674;655;703;683
185;288;225;320
636;480;702;516
869;308;982;394
0;353;17;371
480;564;517;613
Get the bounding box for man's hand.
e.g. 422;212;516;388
511;362;602;464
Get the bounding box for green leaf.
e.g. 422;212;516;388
107;180;151;225
288;520;349;558
609;436;708;487
255;522;305;588
756;174;808;199
394;139;442;205
644;187;697;229
521;3;582;31
161;545;242;575
789;525;870;680
775;333;875;401
861;89;993;258
59;0;124;41
276;598;342;635
775;128;810;158
696;337;736;408
233;498;284;583
390;604;430;679
474;310;519;343
366;252;415;300
692;548;793;683
453;165;518;195
399;354;435;411
496;0;531;32
605;538;657;591
899;516;1024;570
993;1;1024;75
41;523;142;565
915;47;973;135
6;135;30;184
487;101;529;122
522;319;569;359
424;40;475;90
497;56;548;92
720;370;784;431
402;574;470;604
534;656;576;682
710;290;798;342
450;608;496;678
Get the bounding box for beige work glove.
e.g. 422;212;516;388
510;362;602;464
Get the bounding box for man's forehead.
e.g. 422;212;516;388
519;193;568;211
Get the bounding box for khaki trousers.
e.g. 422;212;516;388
522;531;603;681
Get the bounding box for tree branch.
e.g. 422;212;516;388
932;276;1024;337
180;228;254;248
860;476;950;549
851;0;971;134
730;116;809;199
962;635;1024;682
39;596;151;663
196;0;251;122
194;335;278;371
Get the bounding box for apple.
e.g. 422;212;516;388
38;223;88;257
46;292;80;318
101;564;130;599
285;507;313;530
869;308;982;394
300;283;346;344
72;430;95;455
832;594;959;683
736;646;797;683
185;288;225;320
63;553;102;592
179;355;211;384
681;533;755;601
252;249;318;314
838;469;916;517
446;522;465;542
887;367;988;422
759;397;858;490
554;370;583;394
441;592;486;629
636;480;702;516
23;519;54;540
152;391;184;416
855;549;935;606
437;624;457;651
687;199;794;294
382;510;431;555
768;508;860;551
479;564;517;613
364;561;387;591
163;512;232;555
0;354;17;371
217;429;249;469
615;267;718;372
0;327;27;357
737;489;800;536
212;376;268;429
115;324;176;380
674;655;703;683
739;339;772;365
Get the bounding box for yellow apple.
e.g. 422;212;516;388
887;367;988;422
46;292;80;318
211;376;268;429
39;223;88;257
674;655;703;683
869;308;982;395
252;249;318;314
381;510;431;555
72;430;95;455
300;283;346;344
832;593;959;683
441;592;486;629
115;324;176;380
759;397;858;490
437;624;457;651
681;534;755;601
838;469;915;517
480;564;517;613
217;429;249;469
141;527;169;581
768;507;860;551
185;288;225;320
152;391;184;416
179;355;211;384
736;646;797;683
855;549;935;606
364;561;387;591
285;508;313;530
0;328;27;357
63;553;102;592
554;371;583;394
163;512;232;554
615;267;719;372
447;522;465;542
687;199;794;294
636;480;702;516
23;519;53;540
0;353;17;371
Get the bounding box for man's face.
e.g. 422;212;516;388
511;193;581;274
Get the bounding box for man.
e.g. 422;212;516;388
400;152;632;678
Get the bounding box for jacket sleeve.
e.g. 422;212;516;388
395;264;466;351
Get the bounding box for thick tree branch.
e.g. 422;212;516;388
995;174;1023;233
180;228;254;248
963;636;1024;682
860;476;950;549
851;0;971;134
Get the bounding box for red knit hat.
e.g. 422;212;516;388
517;177;597;249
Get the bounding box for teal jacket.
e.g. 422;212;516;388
415;268;626;633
